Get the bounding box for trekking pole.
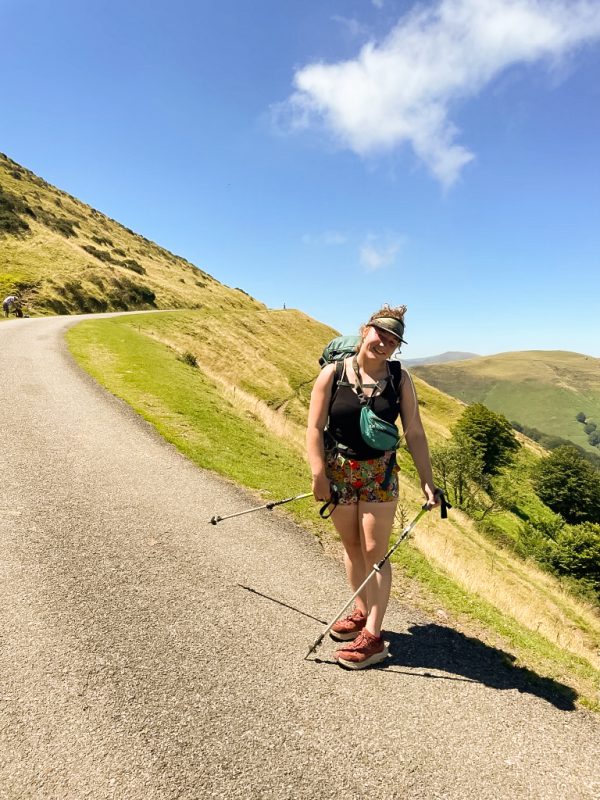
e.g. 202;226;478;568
209;493;312;525
305;490;451;659
209;489;339;525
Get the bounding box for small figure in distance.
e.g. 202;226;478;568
3;293;21;318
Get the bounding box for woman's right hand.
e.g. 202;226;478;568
312;473;332;502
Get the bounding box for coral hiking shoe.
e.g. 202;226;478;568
329;609;367;641
334;629;389;669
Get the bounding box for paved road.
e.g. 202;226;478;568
1;315;598;800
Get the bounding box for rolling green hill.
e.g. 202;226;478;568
0;151;261;316
413;350;600;455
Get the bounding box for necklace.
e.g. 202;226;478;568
352;356;390;400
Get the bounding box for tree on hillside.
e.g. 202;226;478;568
532;446;600;524
576;411;587;423
584;421;597;435
453;403;520;475
553;523;600;589
431;433;486;509
589;431;600;447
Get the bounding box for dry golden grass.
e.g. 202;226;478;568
408;496;600;668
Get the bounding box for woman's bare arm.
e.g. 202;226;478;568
399;369;437;504
306;364;335;500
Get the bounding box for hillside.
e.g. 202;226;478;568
0;152;260;316
413;350;600;455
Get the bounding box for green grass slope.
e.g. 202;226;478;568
0;151;263;316
413;350;600;455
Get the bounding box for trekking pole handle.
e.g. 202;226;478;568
425;488;451;519
318;489;339;519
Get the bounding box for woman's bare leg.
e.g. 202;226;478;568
359;501;397;637
330;503;367;615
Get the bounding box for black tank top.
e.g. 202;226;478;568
328;363;400;459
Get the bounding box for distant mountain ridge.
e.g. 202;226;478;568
413;349;600;455
402;351;479;367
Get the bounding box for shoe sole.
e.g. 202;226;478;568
336;644;389;670
329;628;363;642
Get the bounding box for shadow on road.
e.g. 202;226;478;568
238;584;578;711
383;624;578;711
237;584;327;624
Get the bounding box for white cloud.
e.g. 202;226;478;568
279;0;600;186
372;0;385;8
359;235;404;271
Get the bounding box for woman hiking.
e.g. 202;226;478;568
306;304;439;669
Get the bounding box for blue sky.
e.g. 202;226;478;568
2;0;600;358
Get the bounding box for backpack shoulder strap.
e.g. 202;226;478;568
327;359;347;414
388;359;402;394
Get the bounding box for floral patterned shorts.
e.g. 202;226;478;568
326;451;399;504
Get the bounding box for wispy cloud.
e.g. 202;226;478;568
331;15;370;40
277;0;600;186
359;234;404;271
302;230;348;246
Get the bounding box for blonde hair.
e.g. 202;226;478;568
359;304;407;338
369;304;407;323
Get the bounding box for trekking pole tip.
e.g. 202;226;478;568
304;633;325;660
209;516;221;525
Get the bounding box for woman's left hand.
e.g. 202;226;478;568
423;483;440;509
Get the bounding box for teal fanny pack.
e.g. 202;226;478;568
359;406;400;451
352;356;400;452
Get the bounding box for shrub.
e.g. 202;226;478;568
108;277;156;309
576;411;587;423
88;274;106;290
179;351;198;368
0;186;31;235
121;259;146;275
92;234;113;247
553;523;600;587
44;297;69;314
46;215;78;237
82;244;116;263
584;421;597;434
